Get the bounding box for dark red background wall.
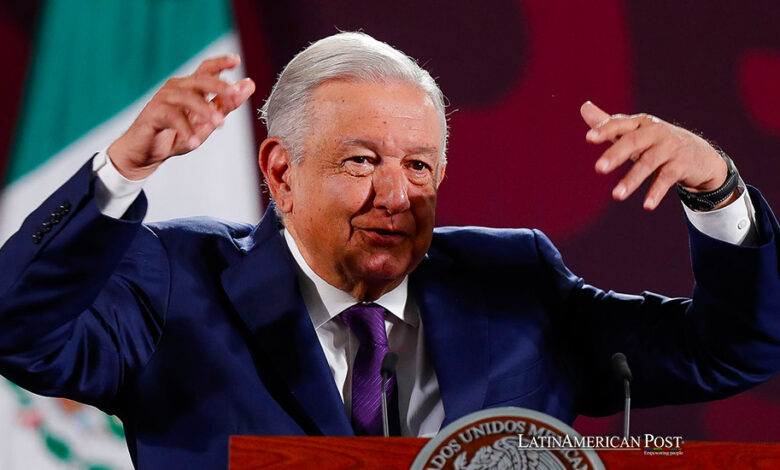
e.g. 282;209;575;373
3;0;778;441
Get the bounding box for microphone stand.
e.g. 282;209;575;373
380;352;399;438
611;352;633;440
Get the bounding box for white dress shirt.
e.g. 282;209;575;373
90;150;759;436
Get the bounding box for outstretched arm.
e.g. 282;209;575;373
0;56;253;413
540;104;780;415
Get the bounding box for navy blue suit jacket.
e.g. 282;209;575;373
1;159;779;468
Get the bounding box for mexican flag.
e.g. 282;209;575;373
0;1;261;468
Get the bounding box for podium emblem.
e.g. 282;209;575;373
411;407;604;470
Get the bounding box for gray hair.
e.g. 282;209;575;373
260;31;449;164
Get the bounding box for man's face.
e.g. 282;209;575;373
283;80;444;298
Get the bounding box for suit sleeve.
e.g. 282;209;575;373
0;158;169;415
537;186;780;416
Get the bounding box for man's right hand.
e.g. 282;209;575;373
107;55;255;181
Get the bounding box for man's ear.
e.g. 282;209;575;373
259;138;294;213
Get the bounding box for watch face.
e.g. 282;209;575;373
717;150;736;174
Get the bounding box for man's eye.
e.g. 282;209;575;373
348;156;369;164
409;161;431;171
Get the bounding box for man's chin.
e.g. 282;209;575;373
352;256;415;282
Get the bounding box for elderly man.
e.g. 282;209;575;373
1;32;778;468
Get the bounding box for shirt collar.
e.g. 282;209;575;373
282;229;413;329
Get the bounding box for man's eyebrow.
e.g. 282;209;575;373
406;146;439;156
340;139;378;150
340;139;438;155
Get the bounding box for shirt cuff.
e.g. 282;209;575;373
683;182;759;246
91;149;147;219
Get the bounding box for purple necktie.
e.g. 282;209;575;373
341;303;397;436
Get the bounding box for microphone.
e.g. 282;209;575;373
380;352;399;438
611;352;632;439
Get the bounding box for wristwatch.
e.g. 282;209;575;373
676;150;740;211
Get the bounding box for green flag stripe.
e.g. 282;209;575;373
7;0;232;184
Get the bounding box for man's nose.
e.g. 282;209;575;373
372;165;410;214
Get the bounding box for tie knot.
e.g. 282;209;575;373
341;303;388;347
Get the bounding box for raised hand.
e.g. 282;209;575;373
581;101;732;210
107;55;256;180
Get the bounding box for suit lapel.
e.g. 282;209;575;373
220;209;353;436
412;254;490;427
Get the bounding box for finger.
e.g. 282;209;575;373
586;115;642;144
611;145;667;200
595;125;658;174
194;55;241;76
160;88;224;127
181;75;236;97
212;77;255;115
644;165;681;210
580;101;611;128
148;103;198;148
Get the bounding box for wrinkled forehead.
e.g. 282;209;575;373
304;79;445;158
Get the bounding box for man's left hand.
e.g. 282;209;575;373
581;101;733;210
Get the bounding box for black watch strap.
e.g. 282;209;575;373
676;150;740;211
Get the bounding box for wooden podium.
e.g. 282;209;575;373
230;436;780;469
